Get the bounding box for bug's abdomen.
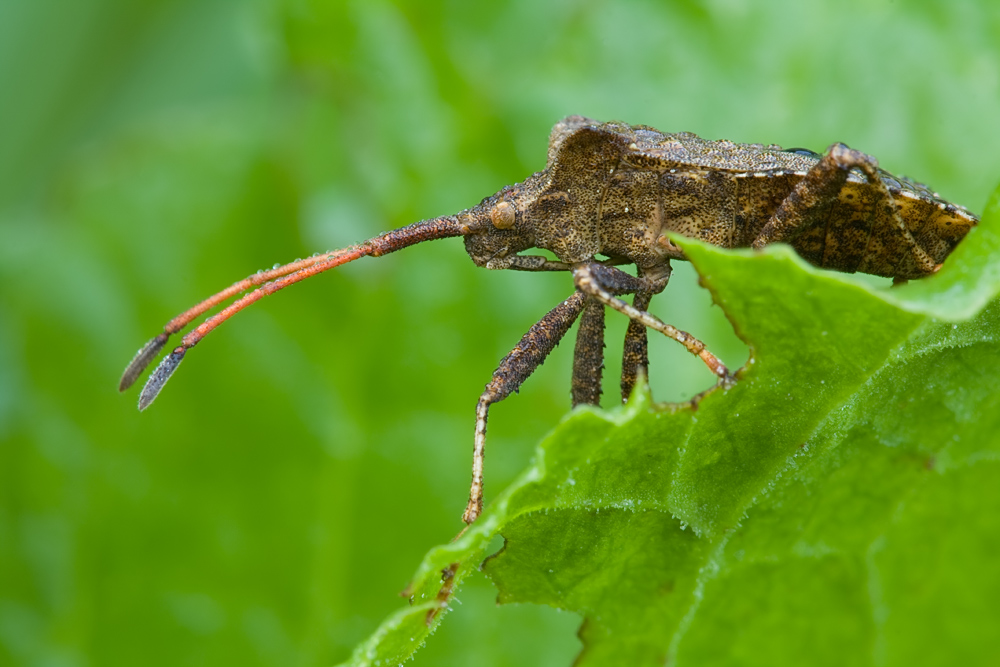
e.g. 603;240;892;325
735;173;802;248
739;175;977;279
853;184;977;279
810;180;883;274
812;181;977;279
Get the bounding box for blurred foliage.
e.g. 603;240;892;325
1;1;998;666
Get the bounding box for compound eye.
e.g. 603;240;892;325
489;201;516;229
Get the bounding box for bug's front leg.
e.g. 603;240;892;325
573;262;734;387
463;291;587;524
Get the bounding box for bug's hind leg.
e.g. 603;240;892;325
620;290;652;403
573;262;733;387
463;291;587;524
751;143;938;275
619;265;664;402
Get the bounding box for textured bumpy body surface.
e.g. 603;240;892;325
123;115;979;526
476;116;977;281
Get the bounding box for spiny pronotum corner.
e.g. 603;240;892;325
120;116;978;524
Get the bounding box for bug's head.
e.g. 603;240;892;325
462;181;541;269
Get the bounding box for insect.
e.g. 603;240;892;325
120;116;978;524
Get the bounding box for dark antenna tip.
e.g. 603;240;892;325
138;347;186;411
119;333;170;392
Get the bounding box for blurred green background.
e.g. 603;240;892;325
1;1;997;665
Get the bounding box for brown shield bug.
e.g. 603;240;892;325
120;116;978;523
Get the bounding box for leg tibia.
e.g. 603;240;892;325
462;291;587;524
621;291;652;402
572;297;605;407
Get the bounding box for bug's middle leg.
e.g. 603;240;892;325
573;262;733;385
463;291;587;524
571;296;605;408
571;267;664;406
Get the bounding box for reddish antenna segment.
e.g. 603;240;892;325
120;216;467;409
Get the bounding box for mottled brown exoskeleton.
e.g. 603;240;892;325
120;116;978;524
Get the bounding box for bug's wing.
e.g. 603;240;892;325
620;128;825;176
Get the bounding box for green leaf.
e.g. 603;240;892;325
342;182;1000;666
